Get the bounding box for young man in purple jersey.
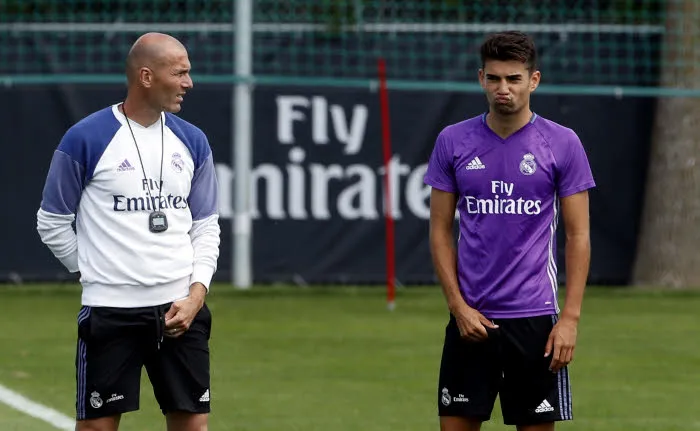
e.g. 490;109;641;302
423;31;595;431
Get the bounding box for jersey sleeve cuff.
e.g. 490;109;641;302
559;181;596;198
424;177;457;193
62;252;80;273
190;264;215;292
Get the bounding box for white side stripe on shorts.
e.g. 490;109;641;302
551;314;573;420
77;306;91;420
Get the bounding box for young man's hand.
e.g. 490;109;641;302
452;302;499;342
545;316;578;372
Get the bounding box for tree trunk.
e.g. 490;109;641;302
633;0;700;287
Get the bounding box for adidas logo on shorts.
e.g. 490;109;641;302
199;389;210;402
535;399;555;413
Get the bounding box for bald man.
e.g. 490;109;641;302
37;33;220;431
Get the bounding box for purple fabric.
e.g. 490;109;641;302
424;113;595;318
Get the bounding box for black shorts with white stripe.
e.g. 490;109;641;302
437;314;573;426
74;303;212;420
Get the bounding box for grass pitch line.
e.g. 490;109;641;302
0;383;74;430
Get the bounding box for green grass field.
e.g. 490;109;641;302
0;284;698;430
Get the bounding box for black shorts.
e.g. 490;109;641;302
437;314;572;426
75;302;212;420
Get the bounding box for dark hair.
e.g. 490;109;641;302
480;31;537;73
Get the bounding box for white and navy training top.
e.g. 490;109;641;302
37;104;221;308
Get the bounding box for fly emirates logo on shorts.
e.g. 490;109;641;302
464;180;542;215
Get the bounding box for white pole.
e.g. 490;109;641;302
233;0;252;289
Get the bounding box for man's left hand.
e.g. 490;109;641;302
164;283;207;338
544;316;578;372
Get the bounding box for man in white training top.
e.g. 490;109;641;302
36;32;220;431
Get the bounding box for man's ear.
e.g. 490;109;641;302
140;67;154;88
529;70;541;92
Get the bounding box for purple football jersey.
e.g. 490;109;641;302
424;113;596;318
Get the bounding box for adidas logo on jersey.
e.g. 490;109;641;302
199;389;210;402
465;157;486;170
535;399;554;413
117;159;135;172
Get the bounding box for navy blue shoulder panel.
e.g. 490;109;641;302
58;106;122;182
165;113;211;169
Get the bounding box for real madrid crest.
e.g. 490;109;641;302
519;153;537;175
171;152;184;173
441;387;451;406
90;391;103;409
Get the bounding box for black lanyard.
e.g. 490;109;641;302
122;104;168;233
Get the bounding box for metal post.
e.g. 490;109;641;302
233;0;252;289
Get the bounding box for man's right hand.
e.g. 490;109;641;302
452;303;499;342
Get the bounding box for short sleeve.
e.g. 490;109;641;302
423;131;457;193
556;130;596;197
